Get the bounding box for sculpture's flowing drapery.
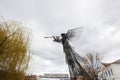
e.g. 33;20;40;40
53;31;89;80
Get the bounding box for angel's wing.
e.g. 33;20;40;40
66;27;83;41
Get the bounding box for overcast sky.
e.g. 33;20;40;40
0;0;120;75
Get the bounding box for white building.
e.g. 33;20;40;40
38;73;69;80
98;59;120;80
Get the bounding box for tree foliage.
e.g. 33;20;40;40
82;53;102;80
0;19;31;80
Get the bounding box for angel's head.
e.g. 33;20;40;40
61;33;66;38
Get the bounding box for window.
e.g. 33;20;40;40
110;69;113;76
112;78;115;80
106;71;108;77
108;70;111;76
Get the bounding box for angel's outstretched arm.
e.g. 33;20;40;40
53;36;61;42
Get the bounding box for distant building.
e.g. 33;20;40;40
39;73;69;80
98;59;120;80
25;75;37;80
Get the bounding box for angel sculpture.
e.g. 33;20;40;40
45;27;89;80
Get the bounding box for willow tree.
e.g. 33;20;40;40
0;19;31;80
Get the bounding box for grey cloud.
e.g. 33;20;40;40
0;0;120;74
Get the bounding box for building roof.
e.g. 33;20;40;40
101;59;120;67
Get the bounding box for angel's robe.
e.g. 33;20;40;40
53;33;89;80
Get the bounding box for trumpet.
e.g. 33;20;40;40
44;36;60;39
44;36;53;38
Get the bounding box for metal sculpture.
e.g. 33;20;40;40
45;27;89;80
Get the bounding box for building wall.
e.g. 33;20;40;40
98;64;120;80
111;64;120;80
